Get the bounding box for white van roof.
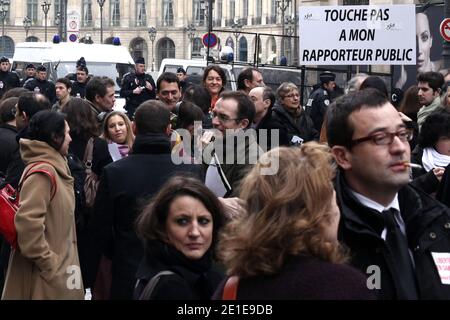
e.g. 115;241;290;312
13;42;135;65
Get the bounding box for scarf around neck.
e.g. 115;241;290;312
422;147;450;172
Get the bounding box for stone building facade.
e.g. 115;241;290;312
2;0;416;71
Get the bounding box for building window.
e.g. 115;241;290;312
158;37;175;69
229;0;235;20
82;0;93;27
26;36;39;42
27;0;38;24
256;0;262;18
54;0;60;25
243;0;248;19
193;0;205;26
0;36;15;58
215;0;222;25
192;37;202;58
110;0;120;27
162;0;174;27
130;38;147;62
136;0;147;26
239;36;247;62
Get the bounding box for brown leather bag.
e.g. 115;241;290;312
83;137;99;208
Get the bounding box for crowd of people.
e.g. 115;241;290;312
0;54;450;301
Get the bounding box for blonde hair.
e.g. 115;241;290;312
217;142;347;278
102;111;134;148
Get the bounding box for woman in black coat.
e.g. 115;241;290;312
134;175;225;300
62;98;113;288
410;111;450;195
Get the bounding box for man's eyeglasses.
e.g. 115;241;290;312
350;129;413;147
212;111;240;123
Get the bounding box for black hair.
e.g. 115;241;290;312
134;100;170;134
237;67;260;91
56;77;72;90
136;175;224;254
157;72;181;91
262;86;276;108
327;88;388;149
202;65;227;89
418;111;450;149
17;92;51;119
220;91;256;127
183;85;211;114
85;76;115;102
417;71;445;92
359;76;389;98
28;110;66;151
176;101;204;130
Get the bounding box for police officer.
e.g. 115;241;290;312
20;63;37;87
306;71;336;132
120;57;156;119
71;65;90;98
0;57;20;98
23;65;56;104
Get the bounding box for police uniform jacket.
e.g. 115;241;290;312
120;72;156;115
24;78;56;104
0;71;20;97
71;81;87;98
306;87;331;132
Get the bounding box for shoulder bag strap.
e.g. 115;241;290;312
18;162;57;200
139;270;176;300
83;137;95;171
222;276;239;300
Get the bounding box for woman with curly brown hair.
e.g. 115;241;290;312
214;142;374;300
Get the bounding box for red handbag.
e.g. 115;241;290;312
222;276;239;300
0;162;57;249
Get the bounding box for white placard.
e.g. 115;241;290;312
299;5;416;65
431;252;450;285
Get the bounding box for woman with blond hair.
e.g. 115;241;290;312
214;143;374;300
101;111;135;161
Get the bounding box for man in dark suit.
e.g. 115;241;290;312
249;86;289;150
328;88;450;299
90;100;201;299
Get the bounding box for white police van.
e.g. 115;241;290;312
12;42;135;110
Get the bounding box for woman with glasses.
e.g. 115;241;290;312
272;82;318;146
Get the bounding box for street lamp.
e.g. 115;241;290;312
97;0;106;43
23;16;32;40
185;23;196;59
0;0;10;57
231;19;243;62
41;1;51;42
276;0;291;62
148;27;157;72
284;15;296;65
